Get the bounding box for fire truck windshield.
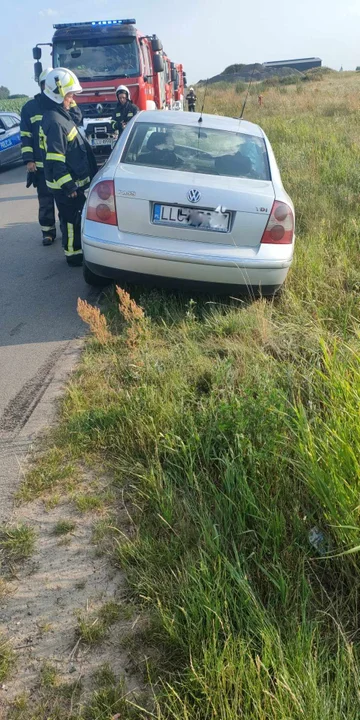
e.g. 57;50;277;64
53;36;140;80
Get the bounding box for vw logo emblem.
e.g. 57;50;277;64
96;103;103;114
187;188;201;204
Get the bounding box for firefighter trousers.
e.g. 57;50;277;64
37;171;56;240
188;103;196;112
54;192;85;265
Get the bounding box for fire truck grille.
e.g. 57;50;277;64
79;102;116;118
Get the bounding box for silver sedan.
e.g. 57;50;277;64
82;110;295;295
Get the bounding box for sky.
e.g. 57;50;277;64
2;0;360;95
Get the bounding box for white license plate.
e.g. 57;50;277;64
152;203;230;233
90;138;113;147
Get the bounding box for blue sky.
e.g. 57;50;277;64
2;0;360;95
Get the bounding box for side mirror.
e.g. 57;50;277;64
33;46;42;60
151;36;163;52
71;50;81;59
153;54;164;74
34;61;43;83
171;68;177;82
143;75;149;83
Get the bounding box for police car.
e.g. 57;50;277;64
0;112;22;167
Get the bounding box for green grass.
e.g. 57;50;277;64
76;601;121;645
18;447;76;502
19;74;360;718
0;635;15;682
53;519;76;536
8;665;142;720
39;662;59;688
74;494;106;513
0;524;35;563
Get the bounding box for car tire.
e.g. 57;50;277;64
83;263;111;287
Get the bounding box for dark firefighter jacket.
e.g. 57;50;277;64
111;100;139;132
186;92;197;105
20;93;82;169
41;97;92;197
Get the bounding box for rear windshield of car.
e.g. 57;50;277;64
121;122;271;181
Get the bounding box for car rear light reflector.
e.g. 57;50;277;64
86;180;117;225
261;200;294;244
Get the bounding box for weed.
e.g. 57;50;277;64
0;634;15;682
0;524;35;563
53;519;76;536
77;298;112;345
40;662;58;688
20;447;75;501
75;494;105;513
76;601;121;645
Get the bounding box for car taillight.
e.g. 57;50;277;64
261;200;294;244
86;180;117;226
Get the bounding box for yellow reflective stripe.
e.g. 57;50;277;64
39;128;47;152
69;101;77;108
67;222;74;255
46;152;66;161
76;176;90;188
35;161;44;168
21;146;33;153
40;225;55;231
116;113;121;117
46;175;73;190
64;249;82;256
57;174;73;187
67;127;78;142
20;131;32;137
30;114;42;123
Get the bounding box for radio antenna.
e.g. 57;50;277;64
239;65;256;120
198;78;209;123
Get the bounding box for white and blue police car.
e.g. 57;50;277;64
0;112;22;167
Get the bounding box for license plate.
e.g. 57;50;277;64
90;138;114;147
152;203;230;233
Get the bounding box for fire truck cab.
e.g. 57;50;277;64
33;19;185;161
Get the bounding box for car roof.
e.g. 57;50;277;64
134;110;264;138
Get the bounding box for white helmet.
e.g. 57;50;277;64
39;67;52;85
44;68;82;104
116;84;130;98
190;87;194;91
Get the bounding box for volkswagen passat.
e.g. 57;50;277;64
82;111;295;295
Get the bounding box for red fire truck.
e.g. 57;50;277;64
32;18;186;159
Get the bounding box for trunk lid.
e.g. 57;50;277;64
114;164;275;247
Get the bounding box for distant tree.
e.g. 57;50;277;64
356;67;360;72
0;86;10;99
8;94;29;99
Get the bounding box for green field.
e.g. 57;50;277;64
10;73;360;718
0;98;28;114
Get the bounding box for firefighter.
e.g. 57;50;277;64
111;86;138;135
41;68;96;266
20;68;83;247
186;87;197;112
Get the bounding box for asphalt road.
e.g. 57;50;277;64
0;162;96;516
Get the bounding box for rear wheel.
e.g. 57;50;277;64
83;263;111;287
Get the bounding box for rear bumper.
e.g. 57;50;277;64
82;224;293;292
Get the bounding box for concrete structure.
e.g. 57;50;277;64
263;57;322;72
